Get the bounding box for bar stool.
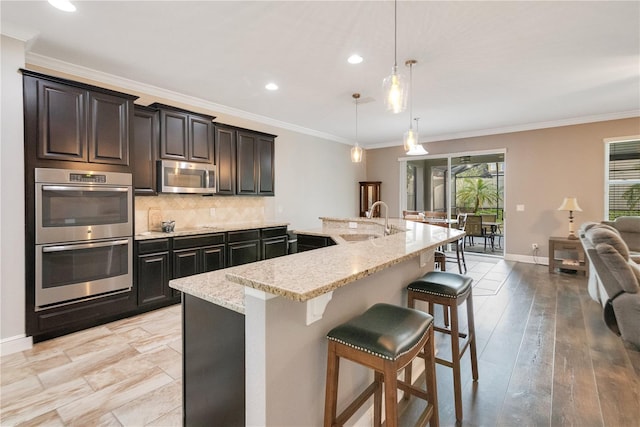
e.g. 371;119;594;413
434;250;446;272
405;271;478;422
324;303;439;427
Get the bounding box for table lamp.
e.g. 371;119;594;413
557;197;582;240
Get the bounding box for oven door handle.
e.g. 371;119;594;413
41;185;130;192
42;239;130;253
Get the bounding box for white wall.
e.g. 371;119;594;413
266;128;366;230
0;46;365;353
0;35;31;354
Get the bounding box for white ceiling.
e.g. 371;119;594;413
2;1;639;148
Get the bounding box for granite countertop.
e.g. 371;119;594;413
170;217;464;312
134;220;290;240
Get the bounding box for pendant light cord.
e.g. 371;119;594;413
408;62;413;129
356;97;359;143
393;0;398;67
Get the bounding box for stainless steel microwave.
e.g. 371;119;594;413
157;160;216;194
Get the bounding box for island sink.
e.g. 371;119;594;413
338;233;380;242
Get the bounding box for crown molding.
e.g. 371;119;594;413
1;24;38;43
24;53;638;151
366;110;640;150
25;53;351;145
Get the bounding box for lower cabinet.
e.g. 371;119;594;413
136;239;174;307
173;233;226;297
261;226;288;260
134;227;286;319
227;230;261;267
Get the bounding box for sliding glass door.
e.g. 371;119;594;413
406;157;448;213
401;150;505;256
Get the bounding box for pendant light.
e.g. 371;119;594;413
350;93;363;163
403;59;419;152
382;0;407;114
406;117;428;155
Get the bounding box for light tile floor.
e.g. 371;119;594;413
1;306;183;426
1;253;505;426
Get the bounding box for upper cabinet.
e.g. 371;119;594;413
149;103;215;164
215;124;275;196
132;106;160;195
22;70;137;168
214;125;237;195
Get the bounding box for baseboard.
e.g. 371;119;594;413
1;334;33;356
504;253;549;266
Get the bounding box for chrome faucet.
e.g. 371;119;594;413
367;201;391;235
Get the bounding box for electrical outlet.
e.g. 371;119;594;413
532;243;539;250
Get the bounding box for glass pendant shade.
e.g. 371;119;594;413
351;145;363;163
403;128;418;151
383;66;408;114
406;143;428;156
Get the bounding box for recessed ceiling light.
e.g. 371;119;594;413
265;83;278;91
48;0;76;12
348;54;363;64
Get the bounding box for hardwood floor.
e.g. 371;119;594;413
1;256;638;426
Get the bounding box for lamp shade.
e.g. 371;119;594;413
557;197;582;212
403;128;418;151
351;145;363;163
406;144;428;156
382;66;407;114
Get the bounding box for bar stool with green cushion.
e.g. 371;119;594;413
324;303;439;427
405;271;478;423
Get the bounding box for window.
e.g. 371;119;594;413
606;138;640;220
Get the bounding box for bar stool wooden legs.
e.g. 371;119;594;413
406;272;478;422
324;303;439;427
434;250;446;272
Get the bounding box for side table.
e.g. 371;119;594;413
548;236;589;276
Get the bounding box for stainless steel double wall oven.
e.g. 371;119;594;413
34;168;133;310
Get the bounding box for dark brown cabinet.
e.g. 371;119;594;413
136;239;172;307
136;246;173;306
151;103;215;164
236;131;258;195
214;125;237;195
214;124;276;196
23;70;136;167
257;135;275;195
132;106;159;195
227;229;261;266
172;234;226;278
260;227;288;260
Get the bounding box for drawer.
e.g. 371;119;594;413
260;226;287;239
137;238;170;255
173;233;226;250
228;229;260;243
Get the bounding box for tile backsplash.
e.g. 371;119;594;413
135;195;266;233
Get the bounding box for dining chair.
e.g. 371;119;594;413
424;211;447;219
464;215;489;250
446;214;467;273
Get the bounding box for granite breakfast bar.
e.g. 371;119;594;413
170;217;464;426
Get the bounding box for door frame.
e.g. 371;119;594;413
398;148;507;249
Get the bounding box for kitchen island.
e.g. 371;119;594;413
170;217;464;426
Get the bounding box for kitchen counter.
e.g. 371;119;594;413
134;220;289;240
170;217;464;306
170;217;465;425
